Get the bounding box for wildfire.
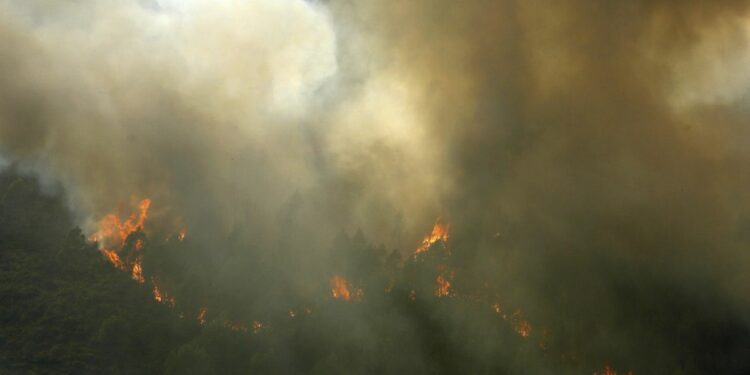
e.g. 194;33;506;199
492;303;532;338
330;275;363;301
595;365;634;375
507;309;532;338
178;228;187;241
331;275;351;300
101;249;124;269
90;198;151;270
224;321;248;332
91;199;188;308
197;307;207;325
130;239;145;283
415;219;449;255
131;262;144;283
492;303;504;317
514;316;532;338
252;320;264;334
435;274;453;297
152;278;175;307
90;199;152;287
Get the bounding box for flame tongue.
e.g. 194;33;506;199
131;262;144;283
330;275;351;300
101;248;124;269
415;219;449;255
90;198;151;267
152;277;175;307
90;198;152;288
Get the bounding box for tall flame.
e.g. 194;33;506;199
90;198;151;271
415;219;449;255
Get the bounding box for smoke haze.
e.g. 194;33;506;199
2;0;750;373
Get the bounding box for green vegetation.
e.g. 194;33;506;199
0;170;550;374
1;170;748;374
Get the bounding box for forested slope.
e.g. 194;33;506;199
0;172;196;374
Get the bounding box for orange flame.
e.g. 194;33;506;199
511;310;532;338
415;219;449;255
101;248;124;269
492;303;533;338
435;273;453;297
330;275;351;300
178;228;187;241
152;278;175;307
197;307;207;325
595;365;634;375
90;198;151;268
492;303;504;316
92;199;194;310
330;275;363;301
131;262;144;283
130;239;145;283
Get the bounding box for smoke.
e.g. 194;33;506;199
0;0;446;245
2;0;750;372
331;0;750;372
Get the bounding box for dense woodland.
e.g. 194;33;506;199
1;169;749;374
0;169;544;374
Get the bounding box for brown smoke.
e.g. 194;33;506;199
2;0;750;372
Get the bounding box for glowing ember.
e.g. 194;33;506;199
595;365;634;375
101;248;124;269
511;310;531;338
415;219;449;255
492;303;503;315
152;278;175;307
515;318;531;338
224;321;248;332
178;228;187;241
435;274;452;297
197;307;207;325
131;262;144;283
330;275;351;300
330;275;362;301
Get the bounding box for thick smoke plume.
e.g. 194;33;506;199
2;0;750;372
